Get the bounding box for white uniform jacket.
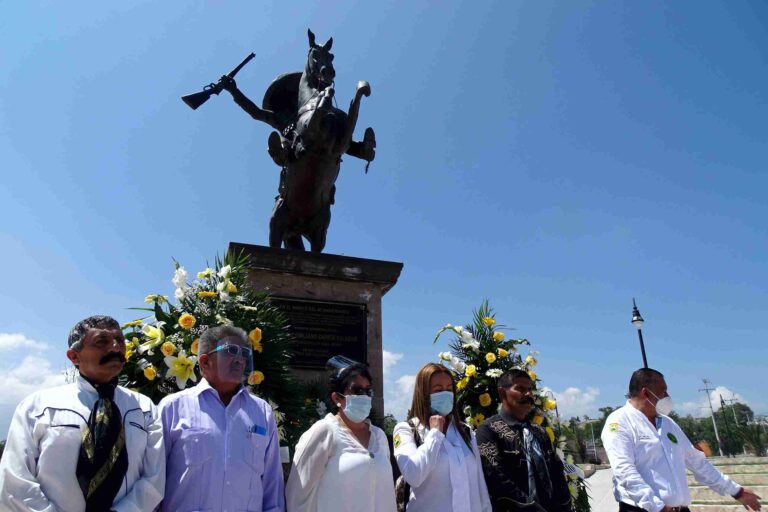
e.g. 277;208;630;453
601;402;741;512
393;418;491;512
0;376;165;512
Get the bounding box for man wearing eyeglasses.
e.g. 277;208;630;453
159;325;285;512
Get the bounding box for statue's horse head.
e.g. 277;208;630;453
305;29;335;90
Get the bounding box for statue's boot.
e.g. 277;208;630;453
267;131;289;166
362;127;376;170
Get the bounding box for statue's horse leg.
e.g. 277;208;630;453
269;197;287;248
284;234;305;251
307;203;331;253
340;81;371;153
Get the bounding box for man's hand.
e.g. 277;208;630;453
735;488;762;511
219;75;237;92
428;415;445;432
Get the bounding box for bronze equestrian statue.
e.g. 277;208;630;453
218;29;376;252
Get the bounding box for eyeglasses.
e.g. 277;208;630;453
208;344;253;359
343;386;374;397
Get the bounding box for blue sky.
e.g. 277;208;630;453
2;1;766;436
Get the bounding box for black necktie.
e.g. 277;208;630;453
523;423;553;503
76;378;129;512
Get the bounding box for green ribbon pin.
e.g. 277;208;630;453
667;432;678;444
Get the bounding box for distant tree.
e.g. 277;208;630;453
382;414;398;436
0;440;5;460
738;422;766;456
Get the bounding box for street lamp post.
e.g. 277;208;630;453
631;299;649;368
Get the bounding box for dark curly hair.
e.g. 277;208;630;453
68;315;121;350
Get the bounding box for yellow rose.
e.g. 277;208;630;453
456;377;470;391
485;352;497;364
482;316;496;326
525;355;538;367
543;398;557;411
131;337;139;345
197;291;218;298
528;370;537;381
532;415;544;425
190;338;199;355
479;393;492;407
125;347;134;360
473;413;485;424
247;370;265;386
143;366;157;381
248;327;262;352
161;341;176;357
493;331;505;342
497;348;509;357
465;365;477;377
178;313;196;330
545;426;555;443
227;281;238;293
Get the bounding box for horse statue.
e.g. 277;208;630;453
219;29;376;252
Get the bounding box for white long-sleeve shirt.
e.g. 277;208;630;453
0;376;165;512
601;402;741;512
393;418;491;512
286;413;396;512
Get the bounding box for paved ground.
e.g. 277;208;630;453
588;468;618;512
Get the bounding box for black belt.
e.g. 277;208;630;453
619;501;690;512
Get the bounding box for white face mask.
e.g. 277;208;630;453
647;390;674;416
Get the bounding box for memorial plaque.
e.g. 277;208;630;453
271;297;368;369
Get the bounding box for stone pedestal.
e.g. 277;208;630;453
228;242;403;420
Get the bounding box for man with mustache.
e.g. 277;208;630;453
0;315;165;511
159;325;285;512
476;369;573;512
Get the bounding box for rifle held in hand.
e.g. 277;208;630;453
181;52;255;110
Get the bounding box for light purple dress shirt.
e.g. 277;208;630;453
159;378;285;512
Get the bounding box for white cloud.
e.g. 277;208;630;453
552;386;601;419
0;355;69;436
382;350;403;376
0;355;68;406
384;374;416;422
678;386;747;417
0;332;49;351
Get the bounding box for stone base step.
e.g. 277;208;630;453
690;463;768;474
691;504;747;512
708;456;768;465
690;485;768;501
688;473;768;486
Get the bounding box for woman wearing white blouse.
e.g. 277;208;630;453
286;357;396;512
393;363;492;512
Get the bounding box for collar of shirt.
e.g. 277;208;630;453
500;410;529;427
75;374;98;395
193;378;249;405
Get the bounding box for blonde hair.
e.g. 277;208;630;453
407;363;470;447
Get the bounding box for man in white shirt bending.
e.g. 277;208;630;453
0;315;165;512
602;368;761;512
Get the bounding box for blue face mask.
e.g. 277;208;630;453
341;394;372;423
430;390;454;416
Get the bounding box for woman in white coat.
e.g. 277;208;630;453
286;356;396;512
393;362;492;512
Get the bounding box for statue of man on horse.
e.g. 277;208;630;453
218;29;376;253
